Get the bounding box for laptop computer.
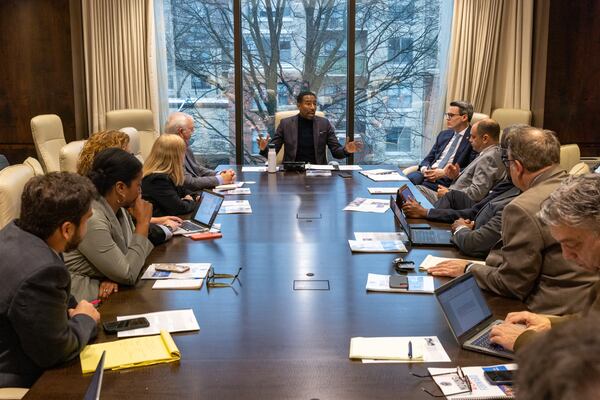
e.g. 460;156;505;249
173;190;224;235
434;273;514;359
389;196;454;247
83;351;105;400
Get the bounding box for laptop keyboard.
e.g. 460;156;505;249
413;230;439;242
471;331;511;354
181;221;207;232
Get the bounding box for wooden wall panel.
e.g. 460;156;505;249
544;0;600;156
0;0;77;164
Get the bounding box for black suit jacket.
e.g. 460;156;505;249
0;222;97;388
260;115;347;164
142;173;196;217
419;127;476;171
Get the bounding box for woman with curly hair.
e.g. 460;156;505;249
77;130;130;176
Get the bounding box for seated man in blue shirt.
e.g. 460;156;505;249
407;100;476;190
257;91;362;164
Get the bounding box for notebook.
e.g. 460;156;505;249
434;273;514;359
390;196;454;247
173;190;224;235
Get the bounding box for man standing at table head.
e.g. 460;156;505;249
0;173;100;388
165;112;236;191
257;91;362;164
407;100;476;191
488;174;600;351
428;127;597;315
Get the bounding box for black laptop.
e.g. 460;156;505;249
434;273;514;359
173;190;224;235
389;196;454;247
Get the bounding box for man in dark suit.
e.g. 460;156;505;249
257;91;362;164
407;100;477;190
0;172;100;388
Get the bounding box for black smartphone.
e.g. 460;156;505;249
396;184;416;208
102;317;150;334
393;260;415;273
337;172;352;179
389;275;409;289
483;370;515;385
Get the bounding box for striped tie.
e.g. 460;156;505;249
437;133;461;168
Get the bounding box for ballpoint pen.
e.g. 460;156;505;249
408;340;413;359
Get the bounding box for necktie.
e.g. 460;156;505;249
437;133;461;168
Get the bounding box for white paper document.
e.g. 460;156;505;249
349;240;407;253
365;273;434;293
360;169;394;175
306;170;332;177
428;364;517;399
141;263;211;280
343;197;390;213
338;165;362;171
241;166;266;172
350;336;424;360
360;336;451;363
152;279;204;290
218;188;251;195
219;200;252;214
365;173;407;182
354;232;408;242
305;164;334;170
214;182;244;190
116;309;200;338
419;255;485;271
368;187;402;194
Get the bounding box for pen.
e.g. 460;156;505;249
408;340;413;359
91;299;101;308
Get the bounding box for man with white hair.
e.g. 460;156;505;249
489;174;600;351
165;112;236;191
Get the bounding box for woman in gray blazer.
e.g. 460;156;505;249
64;148;154;301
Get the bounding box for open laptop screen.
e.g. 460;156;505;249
192;190;224;226
390;196;411;237
436;274;492;338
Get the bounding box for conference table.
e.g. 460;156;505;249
26;166;524;399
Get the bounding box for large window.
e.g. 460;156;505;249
161;0;449;166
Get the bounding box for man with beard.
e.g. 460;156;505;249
0;173;100;388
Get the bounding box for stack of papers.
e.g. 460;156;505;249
343;197;390;213
116;309;200;338
218;188;251;195
350;336;450;363
428;364;517;399
241;166;267;172
219;200;252;214
368;187;403;194
306;170;332;177
360;169;408;182
365;273;435;293
80;330;180;373
141;263;211;280
305;164;362;171
214;182;244;191
354;232;408;241
349;240;407;252
419;255;485;271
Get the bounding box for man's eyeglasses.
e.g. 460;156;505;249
411;366;472;397
501;154;517;168
206;267;242;288
445;112;462;120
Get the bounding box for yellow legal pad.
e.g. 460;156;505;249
80;330;180;373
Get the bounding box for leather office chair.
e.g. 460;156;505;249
490;108;532;132
30;114;67;172
560;144;583;172
0;388;28;400
273;110;325;164
0;163;36;229
23;157;44;176
119;127;144;163
59;140;86;173
105;109;157;160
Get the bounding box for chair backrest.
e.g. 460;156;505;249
560;144;582;172
470;112;489;125
273;110;325;164
490;108;532;132
569;162;591;176
30;114;67;172
119;127;144;163
23;157;44;176
0;164;36;229
0;154;9;171
105;109;157;160
59;140;86;173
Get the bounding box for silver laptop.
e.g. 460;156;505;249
83;351;105;400
434;273;514;359
173;190;224;235
389;196;454;247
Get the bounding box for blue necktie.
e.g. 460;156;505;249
437;133;461;168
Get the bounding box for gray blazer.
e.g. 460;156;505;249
259;115;347;164
451;144;506;201
452;186;520;258
471;166;598;315
183;147;220;191
64;197;154;301
0;222;97;387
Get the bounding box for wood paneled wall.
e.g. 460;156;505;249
544;0;600;156
0;0;83;164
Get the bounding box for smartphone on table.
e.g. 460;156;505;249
155;264;190;273
484;370;515;385
389;275;409;289
103;317;150;334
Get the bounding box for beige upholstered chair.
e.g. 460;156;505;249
490;108;532;132
105;109;157;160
59;140;86;173
273;110;325;164
22;157;44;176
0;388;28;400
30;114;67;172
0;163;36;229
569;162;591;176
470;112;489;125
119;127;144;163
560;144;583;172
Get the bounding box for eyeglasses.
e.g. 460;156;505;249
445;112;462;119
411;366;472;397
501;154;517;168
206;267;242;288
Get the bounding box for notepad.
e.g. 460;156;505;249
349;337;424;361
419;255;484;271
80;330;180;373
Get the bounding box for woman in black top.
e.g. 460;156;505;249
142;134;198;217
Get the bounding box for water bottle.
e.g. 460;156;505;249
267;144;277;173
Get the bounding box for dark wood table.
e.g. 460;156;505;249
26;166;523;399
